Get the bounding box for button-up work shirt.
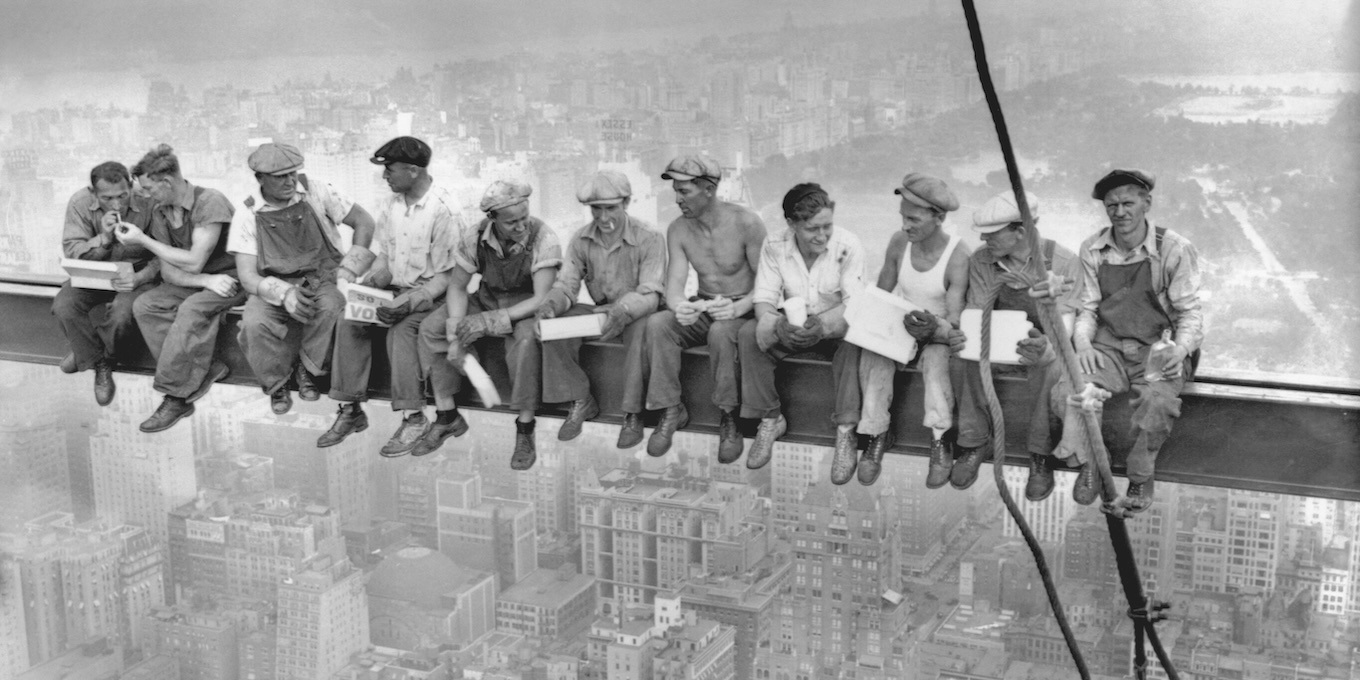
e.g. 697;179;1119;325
61;186;155;265
752;227;865;317
454;216;562;276
369;183;464;290
965;238;1081;314
553;216;666;320
226;176;354;257
1074;220;1203;353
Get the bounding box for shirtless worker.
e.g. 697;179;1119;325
626;155;766;461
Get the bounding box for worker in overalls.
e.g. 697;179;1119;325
1048;170;1202;512
229;142;377;415
946;191;1081;499
416;179;561;468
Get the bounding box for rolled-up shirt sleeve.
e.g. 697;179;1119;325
453;224;482;274
552;238;588;304
225;209;258;256
1164;239;1204;354
530;226;562;272
836;236;866;303
614;229;667;319
751;240;785;310
1072;246;1102;345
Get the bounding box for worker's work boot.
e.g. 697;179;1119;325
1071;462;1099;505
1024;454;1055;502
950;444;990;490
317;404;368;448
858;429;895;486
1125;479;1155;513
411;411;469;457
745;415;786;470
93;360;116;407
716;410;744;464
829;425;859;485
380;411;428;457
510;419;537;471
294;363;320;402
140;396;195;433
558;394;599;441
647;404;689;458
925;438;953;489
616;413;644;449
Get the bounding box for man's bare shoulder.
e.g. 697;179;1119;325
719;201;766;239
885;231;910;258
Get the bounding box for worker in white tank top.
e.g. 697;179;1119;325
849;173;971;488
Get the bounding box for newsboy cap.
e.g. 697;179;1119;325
480;179;533;213
661;155;722;183
577;170;632;206
894;173;959;212
369;136;432;168
247;143;304;176
1092;168;1155;200
973;190;1040;234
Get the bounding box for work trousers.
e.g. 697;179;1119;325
1049;341;1186;483
52;281;153;370
541;305;647;405
421;299;540;412
133;282;246;399
954;357;1058;456
858;343;954;436
330;307;438;411
737;320;861;425
639;310;746;413
238;283;344;395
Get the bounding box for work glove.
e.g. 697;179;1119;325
904;310;939;344
282;285;316;322
377;290;434;325
1016;328;1055;367
598;304;632;342
788;314;824;351
456;309;513;347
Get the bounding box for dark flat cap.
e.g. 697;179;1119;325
661;155;722;183
370;136;431;168
1092;169;1155;200
894;173;959;212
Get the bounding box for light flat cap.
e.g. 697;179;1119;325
247;143;304;176
894;173;959;212
973;190;1040;233
661;154;722;183
480;179;533;213
370;136;432;168
577;170;632;206
1092;168;1155;200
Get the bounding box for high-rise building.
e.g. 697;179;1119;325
242;413;372;531
878;454;968;578
146;607;239;680
1000;466;1077;545
435;471;537;592
89;390;196;544
0;552;29;679
275;557;368;680
770;442;827;526
0;363;71;534
672;560;790;680
496;564;596;640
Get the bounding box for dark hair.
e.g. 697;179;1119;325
782;183;834;222
89;161;131;189
136;144;180;179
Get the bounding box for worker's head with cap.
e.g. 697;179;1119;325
782;182;837;258
248;142;305;206
481;179;534;242
973;190;1040;260
578;169;632;233
662;154;722;220
134;144;183;205
1093;168;1155;246
895;172;958;244
370;136;432;196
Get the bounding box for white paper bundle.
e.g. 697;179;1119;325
62;258;132;291
461;354;502;407
958;308;1033;365
844;287;924;365
537;313;606;341
339;280;395;327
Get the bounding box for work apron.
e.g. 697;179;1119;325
254;198;343;288
1093;258;1172;353
473;221;541;310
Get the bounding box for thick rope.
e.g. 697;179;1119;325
959;3;1179;680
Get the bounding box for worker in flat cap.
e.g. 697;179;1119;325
418;178;562;469
634;154;767;461
535;169;667;442
53;161;161;407
946;189;1081;499
229;141;377;416
1047;169;1202;512
121;144;243;433
317;136;469;457
740;183;865;472
853;173;972;486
